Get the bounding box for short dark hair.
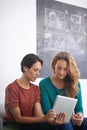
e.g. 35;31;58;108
21;54;43;72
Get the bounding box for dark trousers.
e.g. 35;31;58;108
73;118;87;130
42;117;87;130
19;123;43;130
4;118;87;130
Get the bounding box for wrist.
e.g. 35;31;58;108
41;115;46;122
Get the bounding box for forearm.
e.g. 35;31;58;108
15;115;45;124
10;107;45;124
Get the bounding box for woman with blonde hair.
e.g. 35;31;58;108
39;51;87;130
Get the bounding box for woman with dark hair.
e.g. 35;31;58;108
39;51;87;130
4;53;55;130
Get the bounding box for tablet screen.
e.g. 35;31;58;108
53;95;78;123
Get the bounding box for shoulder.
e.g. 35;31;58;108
39;77;50;85
5;80;20;97
6;80;18;91
39;77;52;91
5;80;21;96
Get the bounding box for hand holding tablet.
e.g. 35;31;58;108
53;95;78;123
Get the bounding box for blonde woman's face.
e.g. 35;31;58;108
54;59;68;79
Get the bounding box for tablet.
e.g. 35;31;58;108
53;95;78;123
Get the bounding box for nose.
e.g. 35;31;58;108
36;71;40;76
60;69;64;75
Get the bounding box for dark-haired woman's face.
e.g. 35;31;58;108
54;59;68;80
24;61;42;82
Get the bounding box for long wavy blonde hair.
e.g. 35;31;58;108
51;51;80;97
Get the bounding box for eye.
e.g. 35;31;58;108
32;68;41;73
33;68;38;72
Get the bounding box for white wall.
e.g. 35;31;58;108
0;0;87;115
0;0;36;103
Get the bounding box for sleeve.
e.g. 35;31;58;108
5;85;19;109
74;81;84;115
39;81;52;114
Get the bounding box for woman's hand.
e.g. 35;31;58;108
71;113;83;126
45;110;56;122
45;110;65;125
54;113;65;124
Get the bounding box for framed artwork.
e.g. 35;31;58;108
36;0;87;79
